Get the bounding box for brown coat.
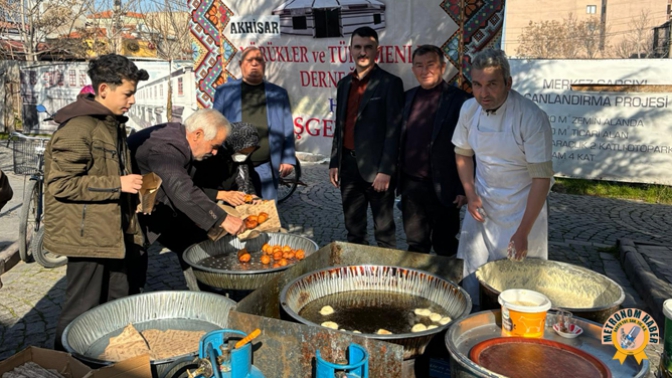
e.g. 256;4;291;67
43;96;142;258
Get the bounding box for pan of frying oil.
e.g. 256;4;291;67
280;265;471;359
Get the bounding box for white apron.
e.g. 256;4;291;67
458;96;549;305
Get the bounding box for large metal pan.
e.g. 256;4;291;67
476;259;625;323
62;291;236;378
183;232;319;291
280;264;471;359
445;310;648;378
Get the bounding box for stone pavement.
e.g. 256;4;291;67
1;151;672;362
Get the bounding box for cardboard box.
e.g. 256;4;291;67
0;346;91;377
0;347;151;378
84;355;151;378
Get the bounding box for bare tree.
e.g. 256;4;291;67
139;0;192;121
0;0;85;61
576;17;603;59
517;14;585;59
46;0;144;59
615;10;654;59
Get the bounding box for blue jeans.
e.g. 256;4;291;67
254;162;278;201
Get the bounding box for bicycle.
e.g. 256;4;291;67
277;159;306;204
11;105;67;268
10;131;49;263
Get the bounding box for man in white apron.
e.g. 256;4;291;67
452;49;554;306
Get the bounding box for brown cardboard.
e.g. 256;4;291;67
136;172;162;214
228;200;281;240
84;355;151;378
0;346;92;378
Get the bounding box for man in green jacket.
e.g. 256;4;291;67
44;54;149;351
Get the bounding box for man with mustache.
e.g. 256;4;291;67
213;46;296;201
452;49;553;306
128;109;246;290
398;45;471;257
329;26;404;248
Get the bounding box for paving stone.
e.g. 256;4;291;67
1;158;671;357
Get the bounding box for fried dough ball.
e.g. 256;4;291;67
262;244;272;254
258;212;269;224
243;194;254;203
282;245;292;253
273;246;282;253
286;251;296;259
245;218;258;229
282;252;291;259
247;215;259;222
260;255;271;265
273;252;283;261
238;253;251;263
295;250;306;260
278;259;288;267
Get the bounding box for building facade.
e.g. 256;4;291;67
503;0;671;58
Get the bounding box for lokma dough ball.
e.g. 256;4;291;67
411;324;427;333
439;316;452;325
321;321;339;330
414;308;431;317
319;305;335;316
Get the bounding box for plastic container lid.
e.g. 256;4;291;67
498;288;552;313
663;299;672;320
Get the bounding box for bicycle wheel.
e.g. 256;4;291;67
31;228;67;268
277;160;301;204
18;179;39;262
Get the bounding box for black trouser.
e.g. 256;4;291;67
155;218;208;291
54;234;145;351
400;174;460;257
339;151;396;248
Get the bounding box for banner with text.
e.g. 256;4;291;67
218;0;463;155
511;59;672;185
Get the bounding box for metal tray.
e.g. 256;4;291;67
280;264;470;359
446;310;649;378
229;241;466;377
183;232;318;290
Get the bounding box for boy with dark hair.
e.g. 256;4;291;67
44;54;149;350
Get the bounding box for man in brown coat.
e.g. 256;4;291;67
43;54;148;351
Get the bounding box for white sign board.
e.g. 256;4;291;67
510;59;672;185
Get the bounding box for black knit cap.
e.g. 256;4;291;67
226;122;259;152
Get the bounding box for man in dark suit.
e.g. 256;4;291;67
128;109;246;290
399;45;471;257
329;26;404;248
